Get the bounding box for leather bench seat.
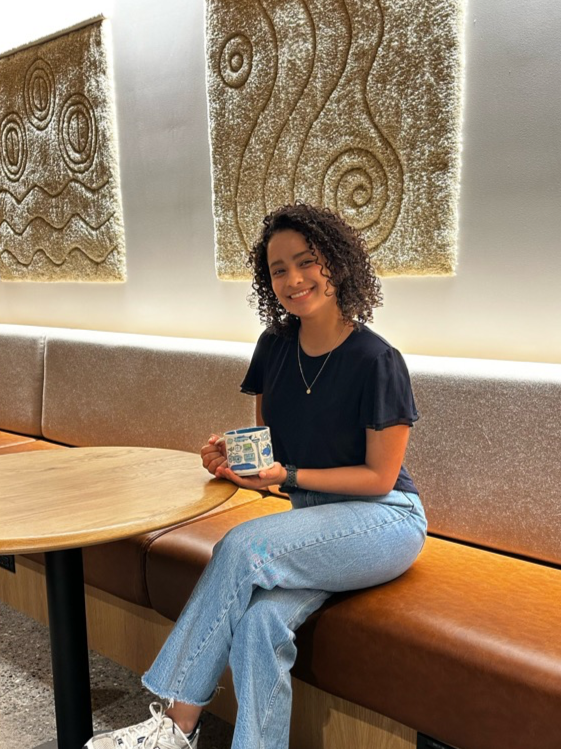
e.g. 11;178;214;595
0;430;63;453
299;537;561;749
147;512;561;749
0;430;35;448
0;440;66;454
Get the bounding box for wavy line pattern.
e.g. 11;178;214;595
1;244;118;268
0;179;113;239
0;213;118;265
0;212;114;236
0;21;126;282
0;177;111;205
207;0;463;278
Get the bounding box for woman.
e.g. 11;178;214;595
86;203;427;749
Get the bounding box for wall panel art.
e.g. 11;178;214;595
206;0;465;279
0;19;126;282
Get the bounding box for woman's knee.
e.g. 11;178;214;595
211;523;262;583
213;518;278;569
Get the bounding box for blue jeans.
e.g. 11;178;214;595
142;489;427;749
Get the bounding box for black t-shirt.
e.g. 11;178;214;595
241;324;419;495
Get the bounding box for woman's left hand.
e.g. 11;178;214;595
215;462;287;491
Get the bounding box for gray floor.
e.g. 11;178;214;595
0;602;234;749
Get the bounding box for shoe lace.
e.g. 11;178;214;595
112;702;191;749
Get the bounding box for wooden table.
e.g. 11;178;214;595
0;447;237;749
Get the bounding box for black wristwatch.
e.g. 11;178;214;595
279;464;298;494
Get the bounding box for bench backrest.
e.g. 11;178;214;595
0;325;46;437
41;328;255;454
1;324;560;567
405;354;561;567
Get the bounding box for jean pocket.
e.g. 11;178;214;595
404;492;427;529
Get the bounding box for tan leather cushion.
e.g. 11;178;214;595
26;535;156;607
0;435;66;454
294;536;561;749
0;430;35;449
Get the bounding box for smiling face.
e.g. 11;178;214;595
266;229;339;323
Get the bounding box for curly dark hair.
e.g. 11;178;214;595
247;202;383;335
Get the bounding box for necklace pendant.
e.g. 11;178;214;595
298;326;348;399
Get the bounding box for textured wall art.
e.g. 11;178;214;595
0;19;125;282
206;0;465;279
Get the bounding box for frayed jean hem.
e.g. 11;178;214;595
141;674;218;708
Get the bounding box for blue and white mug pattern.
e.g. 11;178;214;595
224;426;274;476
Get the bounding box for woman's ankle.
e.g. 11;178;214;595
176;720;198;736
166;705;201;736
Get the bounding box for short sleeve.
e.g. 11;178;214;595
360;347;419;431
240;330;270;395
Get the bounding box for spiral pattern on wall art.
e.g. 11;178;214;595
24;58;56;130
0;20;126;282
0;113;28;182
219;33;254;88
206;0;465;279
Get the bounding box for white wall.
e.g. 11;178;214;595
1;0;560;363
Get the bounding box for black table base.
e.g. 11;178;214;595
45;548;93;749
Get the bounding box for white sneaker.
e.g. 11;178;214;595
83;702;201;748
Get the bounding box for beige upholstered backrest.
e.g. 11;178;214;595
3;323;560;568
0;325;46;437
42;329;255;454
405;355;561;567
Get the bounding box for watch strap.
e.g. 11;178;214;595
279;464;298;494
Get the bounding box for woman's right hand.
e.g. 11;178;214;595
201;434;228;476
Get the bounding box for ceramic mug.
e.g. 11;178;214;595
222;426;274;477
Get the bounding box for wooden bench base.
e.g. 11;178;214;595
1;557;415;749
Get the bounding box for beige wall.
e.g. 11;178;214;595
1;0;560;363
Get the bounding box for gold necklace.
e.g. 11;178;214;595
297;326;347;395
